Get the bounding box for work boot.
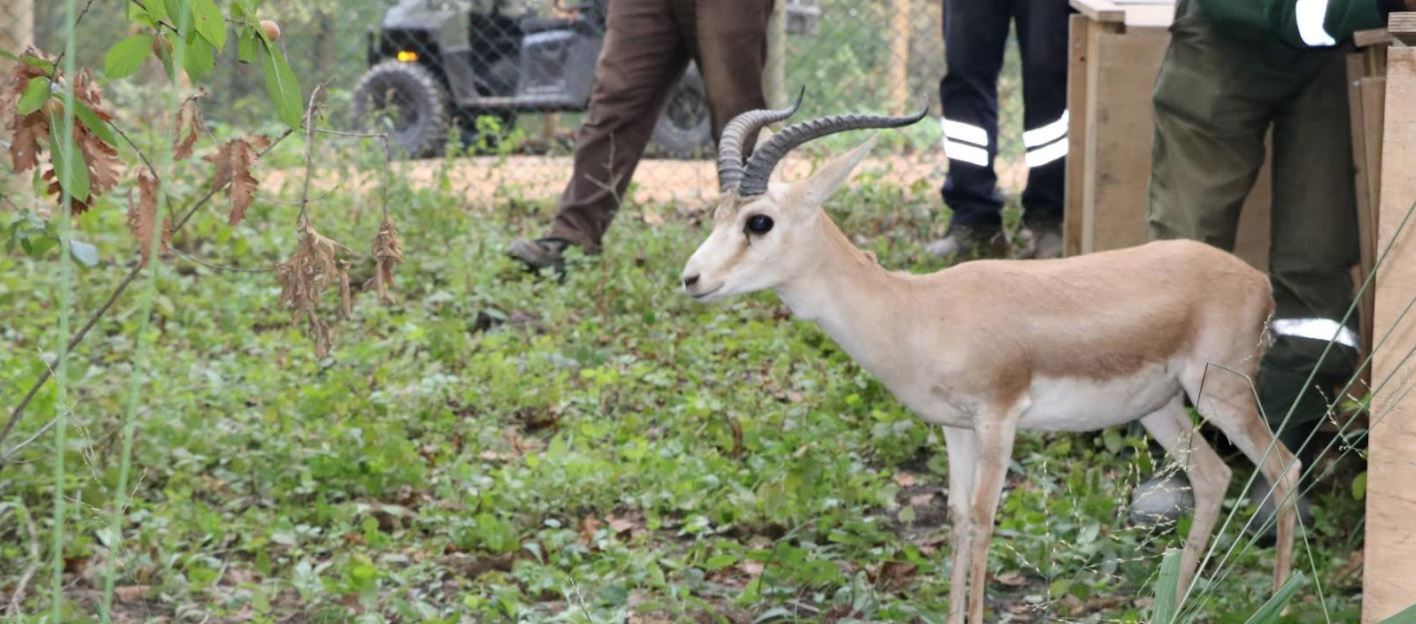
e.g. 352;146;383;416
1129;474;1195;529
507;237;571;271
1019;222;1063;259
925;224;1008;260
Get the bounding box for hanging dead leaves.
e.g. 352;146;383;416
369;215;403;304
276;220;353;359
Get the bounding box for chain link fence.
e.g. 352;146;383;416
19;0;1031;210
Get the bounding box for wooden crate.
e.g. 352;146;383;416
1063;0;1271;270
1363;18;1416;623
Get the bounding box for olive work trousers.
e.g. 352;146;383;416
548;0;773;252
1148;0;1360;465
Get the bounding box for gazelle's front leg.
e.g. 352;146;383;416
942;426;978;624
966;401;1026;624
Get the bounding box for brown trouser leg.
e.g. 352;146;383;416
549;0;771;252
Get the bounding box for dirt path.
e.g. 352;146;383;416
263;152;1028;209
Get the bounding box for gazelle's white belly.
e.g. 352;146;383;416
1017;362;1183;432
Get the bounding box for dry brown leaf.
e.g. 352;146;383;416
204;134;268;225
578;516;603;544
126;169;170;265
368;215;403;304
72;70;121;197
892;472;918;488
113;585;151;603
873;561;918;587
994;571;1028;587
607;515;638;535
908;492;935;507
739;561;765;577
1;48;51;173
172;92;206;160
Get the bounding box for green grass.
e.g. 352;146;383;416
0;152;1368;622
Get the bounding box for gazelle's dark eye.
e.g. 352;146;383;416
745;215;774;235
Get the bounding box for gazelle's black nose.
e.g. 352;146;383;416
682;274;700;288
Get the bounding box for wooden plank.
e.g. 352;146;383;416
1362;44;1416;624
1069;0;1125;24
1063;14;1091;257
1122;6;1174;29
1355;28;1393;49
1348;53;1377;374
1389;12;1416;46
1078;18;1112;254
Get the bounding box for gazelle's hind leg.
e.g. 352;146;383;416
1140;395;1231;603
1183;365;1299;592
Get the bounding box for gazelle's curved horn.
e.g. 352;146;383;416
717;88;804;193
737;103;929;196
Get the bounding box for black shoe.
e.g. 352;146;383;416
507;237;571;271
1019;222;1063;259
924;225;1008;260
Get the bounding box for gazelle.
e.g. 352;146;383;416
681;97;1298;624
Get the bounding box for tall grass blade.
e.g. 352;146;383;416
1242;572;1307;624
1152;548;1183;624
1378;601;1416;624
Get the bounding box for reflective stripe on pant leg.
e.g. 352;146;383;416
1269;317;1359;350
1023;110;1068;168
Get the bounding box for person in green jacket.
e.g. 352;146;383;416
1130;0;1407;528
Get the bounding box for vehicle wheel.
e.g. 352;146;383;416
649;64;714;160
457;110;518;154
352;60;451;159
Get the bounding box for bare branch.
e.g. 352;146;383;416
0;130;293;461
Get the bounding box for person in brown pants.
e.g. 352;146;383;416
508;0;773;269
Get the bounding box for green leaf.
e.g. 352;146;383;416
1242;571;1306;624
191;0;227;50
170;0;193;39
158;35;178;82
17;76;50;115
104;34;154;79
1378;601;1416;624
237;28;257;64
149;0;171;22
1353;471;1367;501
72;99;116;146
48;111;91;202
21;54;55;74
260;39;303;129
1150;548;1181;624
182;37;216;82
0;48;18;62
703;554;738;571
25;233;58;257
68;239;99;267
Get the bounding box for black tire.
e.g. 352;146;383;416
352;60;451;159
649;64;714;160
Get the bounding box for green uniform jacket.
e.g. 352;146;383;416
1193;0;1401;47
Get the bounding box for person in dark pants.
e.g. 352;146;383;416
928;0;1071;260
1130;0;1408;529
508;0;773;269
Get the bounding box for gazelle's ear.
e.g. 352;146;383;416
786;134;877;210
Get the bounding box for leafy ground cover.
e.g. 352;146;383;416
1;153;1368;622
